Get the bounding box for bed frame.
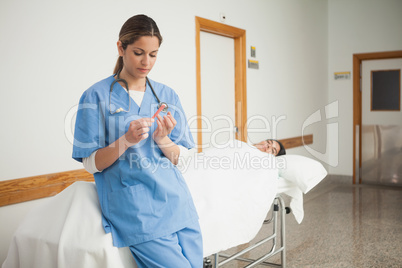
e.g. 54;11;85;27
206;195;289;268
0;134;312;268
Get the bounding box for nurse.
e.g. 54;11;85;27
72;14;203;268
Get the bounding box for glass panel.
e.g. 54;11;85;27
371;69;401;111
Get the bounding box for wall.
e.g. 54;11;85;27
0;0;329;263
328;0;402;175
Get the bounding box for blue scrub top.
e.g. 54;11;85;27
72;75;198;247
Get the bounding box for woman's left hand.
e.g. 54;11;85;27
153;112;176;143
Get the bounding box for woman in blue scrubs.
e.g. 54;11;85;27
72;14;203;268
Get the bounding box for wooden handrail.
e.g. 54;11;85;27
0;169;93;207
279;134;313;150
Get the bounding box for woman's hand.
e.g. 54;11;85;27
152;112;176;143
94;118;153;171
124;118;154;146
152;112;180;164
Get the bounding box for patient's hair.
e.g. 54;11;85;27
271;139;286;156
113;14;163;75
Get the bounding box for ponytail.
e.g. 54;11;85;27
113;56;123;75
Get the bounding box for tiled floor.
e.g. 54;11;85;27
208;175;402;267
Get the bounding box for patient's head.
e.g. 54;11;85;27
254;139;286;156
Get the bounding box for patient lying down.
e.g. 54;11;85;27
177;139;286;174
253;139;286;156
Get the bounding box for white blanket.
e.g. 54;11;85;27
2;182;136;268
180;142;278;256
2;142;324;268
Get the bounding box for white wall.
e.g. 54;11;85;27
328;0;402;175
0;0;331;263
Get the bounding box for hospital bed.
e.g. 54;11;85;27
1;140;327;268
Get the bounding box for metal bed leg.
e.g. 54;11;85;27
214;253;219;267
278;196;286;268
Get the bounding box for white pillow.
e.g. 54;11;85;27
276;155;327;193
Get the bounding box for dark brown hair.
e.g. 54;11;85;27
113;14;163;74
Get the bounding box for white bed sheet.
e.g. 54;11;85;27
2;143;325;268
181;143;279;256
2;181;136;268
278;177;305;224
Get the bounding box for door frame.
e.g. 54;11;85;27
352;50;402;184
195;16;247;151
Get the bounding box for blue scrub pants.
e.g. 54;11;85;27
129;220;203;268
